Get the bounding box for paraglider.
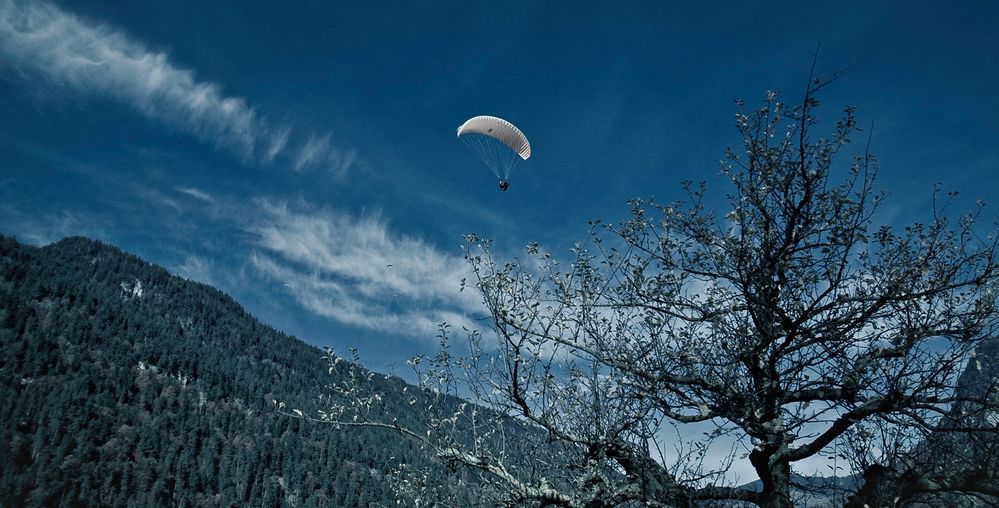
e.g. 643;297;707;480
457;116;530;191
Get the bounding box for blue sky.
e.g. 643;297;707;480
2;0;998;376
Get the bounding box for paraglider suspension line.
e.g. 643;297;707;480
462;133;521;179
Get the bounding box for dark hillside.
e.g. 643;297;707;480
0;234;476;507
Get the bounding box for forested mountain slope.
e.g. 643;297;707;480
0;234;476;507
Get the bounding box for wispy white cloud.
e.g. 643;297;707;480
294;133;332;172
174;254;216;286
292;132;356;176
247;201;484;341
265;125;292;163
174;186;214;203
0;0;354;174
0;205;108;246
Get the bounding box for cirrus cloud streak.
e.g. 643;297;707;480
248;201;486;341
0;0;353;174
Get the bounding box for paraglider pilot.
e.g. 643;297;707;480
498;180;510;191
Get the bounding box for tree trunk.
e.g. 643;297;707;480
749;448;794;508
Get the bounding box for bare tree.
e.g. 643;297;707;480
290;72;999;507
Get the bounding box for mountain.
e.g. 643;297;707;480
0;234;479;507
735;474;858;507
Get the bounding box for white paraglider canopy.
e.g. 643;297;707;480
457;116;531;180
